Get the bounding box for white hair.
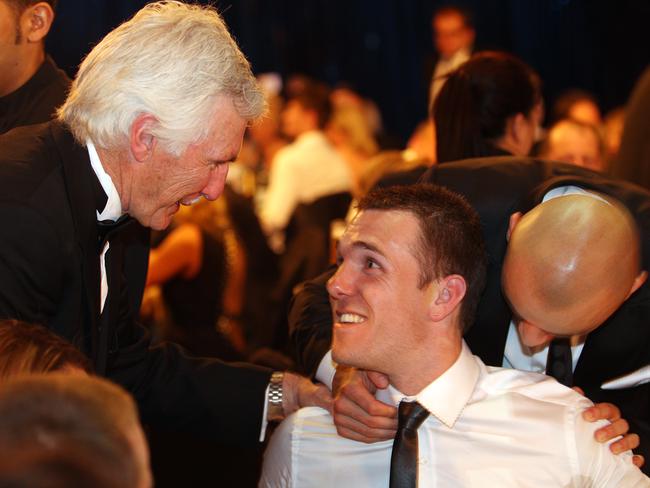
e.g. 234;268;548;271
58;1;265;155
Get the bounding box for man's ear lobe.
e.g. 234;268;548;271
130;114;158;162
430;275;467;321
25;3;54;43
507;212;523;241
627;270;648;299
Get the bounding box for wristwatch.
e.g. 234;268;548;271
267;371;285;422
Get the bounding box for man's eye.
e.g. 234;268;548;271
365;258;380;269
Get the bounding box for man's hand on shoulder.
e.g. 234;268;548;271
331;365;397;443
280;371;333;418
575;387;645;468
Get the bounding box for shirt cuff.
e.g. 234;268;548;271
259;383;271;442
315;349;337;390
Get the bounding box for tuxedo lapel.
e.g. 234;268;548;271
50;122;102;357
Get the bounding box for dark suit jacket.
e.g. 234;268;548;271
289;156;650;465
0;121;271;444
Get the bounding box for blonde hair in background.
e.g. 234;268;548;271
328;106;379;157
58;1;265;156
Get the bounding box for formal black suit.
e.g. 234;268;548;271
0;56;70;135
289;156;650;468
0;121;271;444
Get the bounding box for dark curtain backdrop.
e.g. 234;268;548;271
47;0;649;144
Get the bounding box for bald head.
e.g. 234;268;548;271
502;194;646;345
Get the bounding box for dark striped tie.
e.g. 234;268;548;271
389;400;430;488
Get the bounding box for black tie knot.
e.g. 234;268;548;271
97;215;131;249
546;337;573;387
397;400;429;433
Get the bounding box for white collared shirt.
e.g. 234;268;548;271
259;130;352;234
261;342;649;487
86;140;123;313
429;47;471;104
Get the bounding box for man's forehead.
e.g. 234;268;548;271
342;209;419;250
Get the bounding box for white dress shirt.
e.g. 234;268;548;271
260;130;352;234
87;140;123;313
261;342;649;488
429;47;471;105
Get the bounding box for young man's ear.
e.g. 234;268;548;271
129;114;158;162
507;212;523;241
627;270;648;299
429;275;466;322
23;2;55;43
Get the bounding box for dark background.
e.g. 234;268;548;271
47;0;650;145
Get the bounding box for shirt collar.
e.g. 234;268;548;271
86;139;123;222
295;130;324;145
381;341;480;429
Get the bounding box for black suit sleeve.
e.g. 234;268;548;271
106;226;271;446
0;203;67;327
288;266;336;377
0;203;271;446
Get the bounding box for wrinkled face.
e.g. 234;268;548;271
327;210;433;371
547;126;603;172
502;252;613;348
128;97;247;230
433;12;472;59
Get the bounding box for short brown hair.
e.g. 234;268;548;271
289;80;332;129
0;374;142;487
357;184;487;332
0;319;91;379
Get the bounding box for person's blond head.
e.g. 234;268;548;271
58;1;265;156
0;319;91;379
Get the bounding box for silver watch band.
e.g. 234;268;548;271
268;371;284;422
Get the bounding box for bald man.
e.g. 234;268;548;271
503;193;645;347
541;119;605;172
289;157;650;471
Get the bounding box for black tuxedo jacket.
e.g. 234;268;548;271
0;121;270;444
290;156;650;464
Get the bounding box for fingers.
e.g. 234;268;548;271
632;455;645;469
608;432;640;456
333;395;397;443
594;418;630;443
367;370;390;389
582;402;621;423
336;375;396;419
334;420;397;443
332;373;397;443
571;386;585;396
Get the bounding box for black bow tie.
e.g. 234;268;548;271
97;215;130;249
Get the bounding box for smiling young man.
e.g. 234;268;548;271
261;184;650;487
0;1;330;458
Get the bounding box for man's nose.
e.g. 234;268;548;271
327;264;353;299
201;164;228;201
517;321;555;348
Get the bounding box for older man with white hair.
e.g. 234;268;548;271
0;0;330;448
